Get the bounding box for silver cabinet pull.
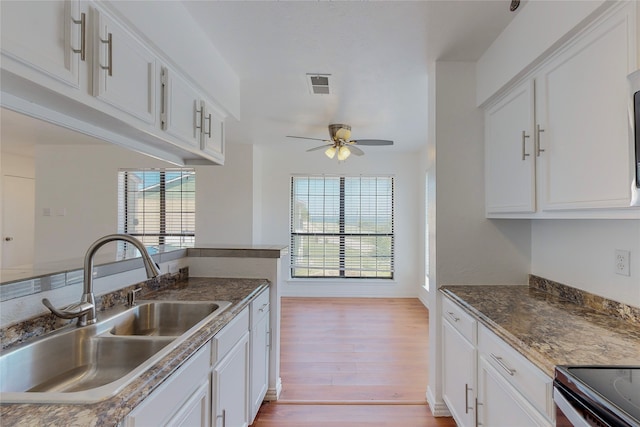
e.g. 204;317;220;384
259;303;269;313
71;13;86;61
465;383;473;414
195;103;204;135
490;353;516;376
160;68;168;130
446;311;459;322
4;237;14;242
521;131;530;161
218;409;226;427
100;33;113;76
536;124;545;156
205;113;213;138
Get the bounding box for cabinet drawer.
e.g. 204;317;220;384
478;324;553;420
213;307;249;364
250;288;270;326
442;296;477;343
126;341;211;426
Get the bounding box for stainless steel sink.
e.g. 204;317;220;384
0;300;231;403
110;301;231;336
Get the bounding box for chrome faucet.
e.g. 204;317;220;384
43;234;161;326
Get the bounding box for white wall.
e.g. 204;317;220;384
476;0;607;105
34;143;173;264
426;61;532;415
256;144;422;297
532;220;640;306
195;142;255;245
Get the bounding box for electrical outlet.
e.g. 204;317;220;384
614;249;630;276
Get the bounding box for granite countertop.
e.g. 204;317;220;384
440;284;640;378
0;277;269;426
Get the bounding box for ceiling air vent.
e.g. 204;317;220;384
307;74;331;95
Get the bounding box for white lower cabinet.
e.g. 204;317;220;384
125;341;211;427
249;288;270;423
477;356;550;427
212;307;250;427
441;294;554;426
442;298;477;427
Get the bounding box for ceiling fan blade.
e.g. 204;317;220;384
352;139;394;146
287;135;330;142
306;144;333;152
349;146;365;156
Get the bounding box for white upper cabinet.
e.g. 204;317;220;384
92;5;156;125
535;4;634;211
200;100;226;164
0;0;82;89
160;66;227;163
484;1;639;219
485;80;536;214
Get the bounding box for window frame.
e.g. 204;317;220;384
290;174;395;280
117;168;196;259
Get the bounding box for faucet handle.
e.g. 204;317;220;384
42;298;94;319
127;288;142;306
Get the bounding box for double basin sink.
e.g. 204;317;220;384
0;300;231;403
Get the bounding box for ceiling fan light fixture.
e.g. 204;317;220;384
335;127;351;141
325;146;337;159
337;145;351;161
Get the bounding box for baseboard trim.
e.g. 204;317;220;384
275;400;428;405
265;377;282;401
426;386;451;417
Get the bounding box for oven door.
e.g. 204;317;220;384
554;385;592;427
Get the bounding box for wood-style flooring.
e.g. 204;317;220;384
250;297;457;426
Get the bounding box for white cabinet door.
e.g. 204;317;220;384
485;80;536;214
200;100;225;164
0;0;82;88
125;342;211;427
168;381;210;427
213;333;250;427
250;310;270;422
442;319;476;427
477;355;551;427
92;5;156;124
535;3;635;211
161;67;201;149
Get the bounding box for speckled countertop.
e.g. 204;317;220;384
0;277;269;426
441;284;640;378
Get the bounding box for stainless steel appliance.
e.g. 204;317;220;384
629;70;640;206
554;366;640;427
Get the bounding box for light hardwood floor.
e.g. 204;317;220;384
250;297;457;426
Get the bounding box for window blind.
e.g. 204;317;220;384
290;175;394;279
117;169;195;259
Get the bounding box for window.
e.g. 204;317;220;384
117;169;195;259
290;175;394;279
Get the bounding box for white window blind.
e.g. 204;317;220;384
290;175;394;279
117;169;195;259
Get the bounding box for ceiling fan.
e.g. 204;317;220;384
287;124;394;161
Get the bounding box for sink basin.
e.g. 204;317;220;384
0;299;232;403
110;301;232;336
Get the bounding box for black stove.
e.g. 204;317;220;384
554;366;640;427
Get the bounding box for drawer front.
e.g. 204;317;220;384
442;296;477;343
250;288;270;326
213;307;249;364
478;324;553;420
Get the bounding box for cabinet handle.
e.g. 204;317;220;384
465;383;473;414
446;311;459;322
476;398;482;426
205;113;213;138
535;124;545;156
521;131;530;161
195;103;204;134
259;303;269;313
100;33;113;76
160;68;168;130
217;409;226;427
490;353;516;376
5;237;14;242
71;13;86;61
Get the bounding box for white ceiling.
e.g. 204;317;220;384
182;0;519;153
